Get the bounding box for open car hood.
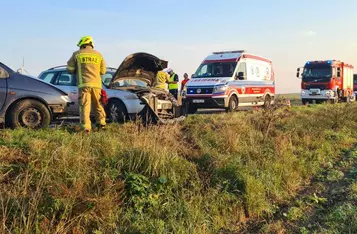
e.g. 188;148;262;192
111;53;168;87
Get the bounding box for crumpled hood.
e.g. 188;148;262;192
186;77;231;87
111;53;168;87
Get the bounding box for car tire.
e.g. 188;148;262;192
226;95;238;112
6;99;51;129
302;99;309;105
107;99;128;123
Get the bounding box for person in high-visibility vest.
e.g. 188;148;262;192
166;68;179;99
66;36;107;133
154;69;178;106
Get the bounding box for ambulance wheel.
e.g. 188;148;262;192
187;106;198;114
226;95;238;112
263;95;272;109
330;98;338;104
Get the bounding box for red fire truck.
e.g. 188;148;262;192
297;60;355;104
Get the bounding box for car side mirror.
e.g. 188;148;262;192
296;68;302;79
236;72;244;80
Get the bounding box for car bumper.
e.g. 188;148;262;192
301;89;336;100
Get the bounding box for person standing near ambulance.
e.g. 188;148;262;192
181;73;190;94
67;36;107;132
166;68;179;100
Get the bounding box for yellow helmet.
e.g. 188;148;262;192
77;36;94;47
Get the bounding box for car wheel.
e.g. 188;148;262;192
6;99;51;129
107;99;128;123
226;95;238;112
263;95;272;109
302;99;309;105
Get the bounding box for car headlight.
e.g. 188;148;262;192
301;90;306;96
61;95;71;103
213;85;228;93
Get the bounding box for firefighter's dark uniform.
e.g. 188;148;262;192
66;36;106;131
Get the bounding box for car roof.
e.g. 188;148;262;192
44;65;117;72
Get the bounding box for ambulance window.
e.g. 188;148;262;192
236;62;247;79
200;65;208;75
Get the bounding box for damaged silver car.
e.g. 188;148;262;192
108;53;186;124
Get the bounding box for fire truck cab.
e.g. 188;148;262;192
183;50;275;113
297;60;355;104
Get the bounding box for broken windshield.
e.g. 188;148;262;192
193;62;237;78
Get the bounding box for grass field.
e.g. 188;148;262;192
1;101;357;233
277;93;301;106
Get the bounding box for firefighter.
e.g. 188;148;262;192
167;68;179;100
155;69;171;90
67;36;107;132
154;69;178;106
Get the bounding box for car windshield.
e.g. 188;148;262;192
302;66;332;82
354;75;357;84
111;79;148;88
193;62;237;78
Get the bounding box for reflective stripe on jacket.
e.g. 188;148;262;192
66;46;106;89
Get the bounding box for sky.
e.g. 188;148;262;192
1;0;357;93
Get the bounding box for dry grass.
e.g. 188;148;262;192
1;102;357;233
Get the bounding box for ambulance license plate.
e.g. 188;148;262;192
193;99;205;103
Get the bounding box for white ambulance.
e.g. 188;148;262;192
183;50;275;113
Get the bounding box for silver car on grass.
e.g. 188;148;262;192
39;53;186;124
38;66;145;122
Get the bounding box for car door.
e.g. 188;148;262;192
53;72;79;115
0;65;9;111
